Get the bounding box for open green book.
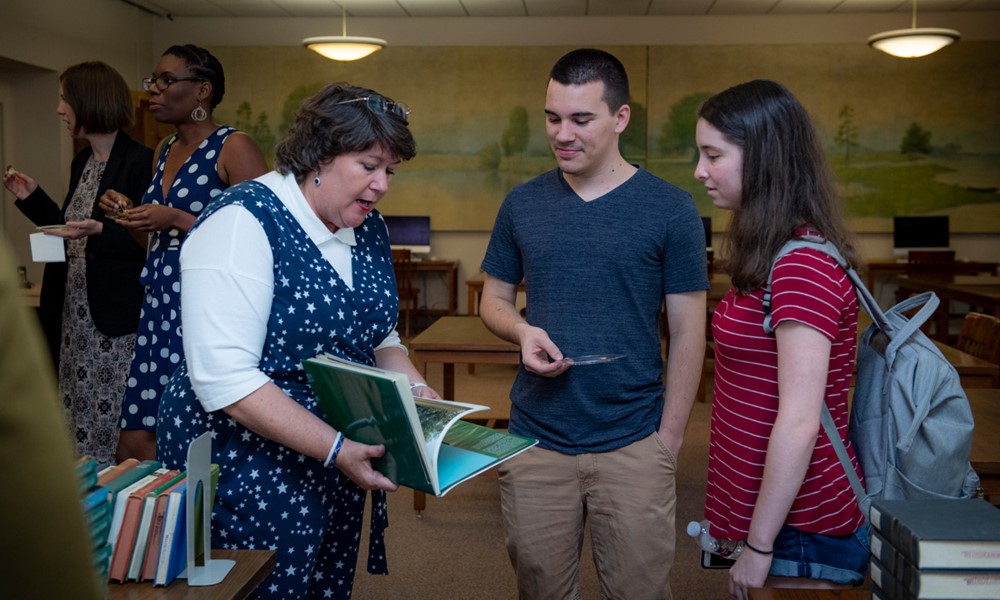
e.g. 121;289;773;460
303;353;537;497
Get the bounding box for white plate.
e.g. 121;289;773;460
563;354;626;366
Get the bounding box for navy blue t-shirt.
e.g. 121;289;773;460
481;167;707;453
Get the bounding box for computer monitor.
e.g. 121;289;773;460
383;215;431;255
893;216;950;257
701;216;712;251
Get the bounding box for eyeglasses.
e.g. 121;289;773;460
142;75;206;92
336;96;410;120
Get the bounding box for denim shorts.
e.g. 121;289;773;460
768;524;869;585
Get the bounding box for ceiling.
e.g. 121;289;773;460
125;0;1000;19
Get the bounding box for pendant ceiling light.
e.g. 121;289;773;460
303;7;386;62
867;0;960;58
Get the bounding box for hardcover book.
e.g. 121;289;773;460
871;555;1000;599
108;469;180;582
303;353;537;497
127;471;186;581
153;479;188;587
140;475;187;582
869;498;1000;570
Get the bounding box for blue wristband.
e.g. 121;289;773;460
324;432;345;468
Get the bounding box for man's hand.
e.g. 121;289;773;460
518;324;570;378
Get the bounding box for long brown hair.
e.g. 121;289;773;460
698;80;858;294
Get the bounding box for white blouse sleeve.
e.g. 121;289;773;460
180;204;274;412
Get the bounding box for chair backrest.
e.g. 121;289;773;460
390;248;413;295
906;249;956;281
956;312;1000;364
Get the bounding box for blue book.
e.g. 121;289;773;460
154;479;188;586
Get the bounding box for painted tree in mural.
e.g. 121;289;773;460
658;92;712;162
901;122;932;155
621;99;647;161
835;105;859;163
501;106;530;172
233;101;277;164
501;107;530;156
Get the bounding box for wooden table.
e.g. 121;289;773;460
106;549;276;600
409;316;520;401
893;275;1000;342
413;258;459;316
408;316;520;511
748;589;869;600
865;258;998;291
932;339;1000;388
968;388;1000;502
19;282;41;308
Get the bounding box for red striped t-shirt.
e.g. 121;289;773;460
705;246;865;539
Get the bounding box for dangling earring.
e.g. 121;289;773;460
191;103;208;122
313;170;321;187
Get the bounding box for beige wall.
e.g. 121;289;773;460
2;3;998;312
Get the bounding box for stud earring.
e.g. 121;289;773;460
314;171;321;187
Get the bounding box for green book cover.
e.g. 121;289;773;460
304;353;537;496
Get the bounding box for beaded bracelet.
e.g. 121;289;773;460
743;539;774;555
324;431;345;468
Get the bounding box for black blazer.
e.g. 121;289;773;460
16;131;153;367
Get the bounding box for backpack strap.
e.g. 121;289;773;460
762;235;885;334
819;402;868;521
760;236;877;519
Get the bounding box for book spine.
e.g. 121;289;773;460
871;501;925;567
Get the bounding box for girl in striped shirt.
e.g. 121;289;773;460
694;80;868;599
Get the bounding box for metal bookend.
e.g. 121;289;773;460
179;432;234;585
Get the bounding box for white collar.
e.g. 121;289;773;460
258;171;357;247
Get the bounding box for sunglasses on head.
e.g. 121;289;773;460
335;95;410;119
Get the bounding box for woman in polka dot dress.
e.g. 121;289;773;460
101;44;267;462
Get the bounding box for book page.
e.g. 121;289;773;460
414;397;486;493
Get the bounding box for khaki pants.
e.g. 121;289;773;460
498;432;677;600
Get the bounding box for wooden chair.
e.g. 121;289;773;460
903;250;957;340
391;248;419;338
955;312;1000;367
906;249;956;281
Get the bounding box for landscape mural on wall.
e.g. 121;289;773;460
209;42;1000;233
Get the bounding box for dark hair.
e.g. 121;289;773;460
59;61;134;136
162;44;225;109
274;82;416;183
549;48;630;113
698;79;858;294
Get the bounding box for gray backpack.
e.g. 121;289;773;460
763;237;980;521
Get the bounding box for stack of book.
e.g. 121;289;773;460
97;460;220;587
75;456;113;588
868;497;1000;599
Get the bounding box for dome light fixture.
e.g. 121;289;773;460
303;7;386;62
867;0;960;58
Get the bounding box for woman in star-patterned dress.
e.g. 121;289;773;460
157;83;439;599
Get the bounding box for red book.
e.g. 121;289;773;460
140;475;187;581
108;469;180;582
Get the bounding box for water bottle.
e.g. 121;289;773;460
686;519;744;559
